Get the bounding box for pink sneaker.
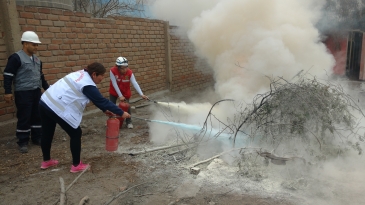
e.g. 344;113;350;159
40;159;59;169
70;161;90;173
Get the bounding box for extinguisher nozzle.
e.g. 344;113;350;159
148;98;158;103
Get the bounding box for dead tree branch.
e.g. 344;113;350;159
78;196;89;205
52;166;90;205
59;177;66;205
72;0;147;18
126;142;197;156
188;147;249;168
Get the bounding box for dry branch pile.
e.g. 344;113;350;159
232;77;364;161
129;76;365;183
194;77;365;168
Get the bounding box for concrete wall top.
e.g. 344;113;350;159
16;0;73;11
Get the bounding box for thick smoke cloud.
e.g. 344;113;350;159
151;0;334;101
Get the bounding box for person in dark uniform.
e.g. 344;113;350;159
3;31;49;153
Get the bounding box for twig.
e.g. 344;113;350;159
168;145;197;155
59;177;65;205
126;143;196;156
103;182;149;205
52;166;90;205
200;99;234;139
188;148;244;168
256;151;307;164
133;193;154;197
168;199;179;205
268;123;322;150
78;196;89;205
173;156;178;162
30;168;64;176
65;166;90;192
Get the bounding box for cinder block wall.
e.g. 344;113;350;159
0;6;214;122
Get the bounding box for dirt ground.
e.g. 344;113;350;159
0;89;298;205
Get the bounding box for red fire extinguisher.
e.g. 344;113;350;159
117;101;130;128
105;116;120;152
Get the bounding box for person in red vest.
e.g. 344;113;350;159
109;56;148;129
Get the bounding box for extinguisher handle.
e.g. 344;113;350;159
113;115;121;118
105;110;122;118
147;98;158;103
106;114;119;118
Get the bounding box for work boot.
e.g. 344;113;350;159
127;123;133;129
19;145;28;153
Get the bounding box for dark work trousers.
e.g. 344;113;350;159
38;102;82;166
109;94;131;125
14;89;42;146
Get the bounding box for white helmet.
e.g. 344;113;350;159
116;57;128;66
21;31;41;44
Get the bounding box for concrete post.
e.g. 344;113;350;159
359;32;365;80
164;21;172;90
0;0;22;57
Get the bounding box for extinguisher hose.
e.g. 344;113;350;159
129;98;144;104
129;98;158;104
131;116;152;122
147;98;158;103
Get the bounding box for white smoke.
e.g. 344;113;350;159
151;0;334;101
149;0;336;151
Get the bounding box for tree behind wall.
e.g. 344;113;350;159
319;0;365;33
72;0;147;18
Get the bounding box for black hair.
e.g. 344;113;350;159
85;62;106;76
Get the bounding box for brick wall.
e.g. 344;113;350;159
0;6;214;122
170;27;213;91
0;21;6;69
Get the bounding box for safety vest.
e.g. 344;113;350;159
41;70;95;128
109;66;133;99
14;50;42;91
